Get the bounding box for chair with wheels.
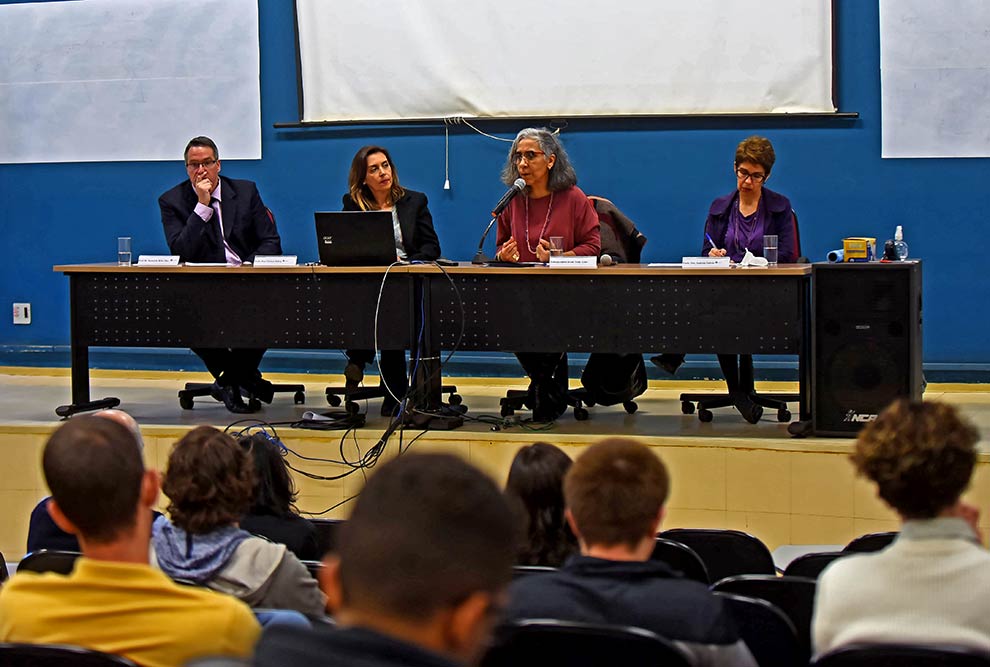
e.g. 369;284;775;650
678;210;805;423
843;531;898;553
812;643;990;666
480;618;692;667
651;538;710;584
16;549;81;575
0;643;139;666
783;551;847;579
711;574;817;663
178;381;306;411
714;592;804;667
660;528;776;584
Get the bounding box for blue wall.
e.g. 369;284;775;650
0;1;984;369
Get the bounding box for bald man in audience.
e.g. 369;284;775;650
0;416;260;667
254;453;518;667
504;438;756;667
25;409;149;553
813;400;990;656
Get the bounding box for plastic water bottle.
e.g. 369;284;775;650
893;225;909;260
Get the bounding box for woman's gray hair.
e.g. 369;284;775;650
500;128;578;192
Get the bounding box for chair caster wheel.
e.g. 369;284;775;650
449;394;463;406
574;407;589;421
501;405;514;417
345;401;360;416
681;401;695;415
247;398;262;412
585;399;597;407
179;395;194;410
623;401;638;414
698;408;714;423
327;394;342;407
294;391;305;404
777;408;791;422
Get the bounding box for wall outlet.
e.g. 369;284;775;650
13;303;31;325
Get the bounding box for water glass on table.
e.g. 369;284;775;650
118;236;132;266
763;234;778;267
549;236;564;257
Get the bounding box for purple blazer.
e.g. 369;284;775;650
701;187;798;263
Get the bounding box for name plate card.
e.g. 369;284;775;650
253;255;298;267
548;255;598;269
136;255;180;266
682;256;731;268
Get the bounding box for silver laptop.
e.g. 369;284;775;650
314;211;397;266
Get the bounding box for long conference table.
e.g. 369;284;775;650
53;263;812;424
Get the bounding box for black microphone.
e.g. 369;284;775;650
472;178;526;265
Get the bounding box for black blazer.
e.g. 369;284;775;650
342;189;441;261
159;175;282;263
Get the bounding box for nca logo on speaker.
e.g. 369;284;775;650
843;411;878;423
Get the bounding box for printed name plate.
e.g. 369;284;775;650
136;255;180;266
548;255;598;268
254;255;298;267
682;256;731;268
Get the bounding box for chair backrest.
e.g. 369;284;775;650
512;565;558;580
812;643;990;666
307;518;345;558
588;196;647;263
0;643;139;666
711;574;817;663
481;619;692;667
300;559;324;580
783;551;847;580
714;592;803;667
0;550;8;583
651;538;710;584
16;549;81;575
660;528;776;582
843;531;898;553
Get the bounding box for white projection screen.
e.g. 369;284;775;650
0;0;260;164
296;0;835;123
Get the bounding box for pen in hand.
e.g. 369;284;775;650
705;233;720;251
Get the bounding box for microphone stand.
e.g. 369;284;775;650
471;215;498;265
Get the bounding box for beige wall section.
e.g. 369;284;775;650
3;425;989;563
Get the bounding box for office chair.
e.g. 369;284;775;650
481;619;692;667
679;210;805;423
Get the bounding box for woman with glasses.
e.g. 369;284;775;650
705;135;797;422
341;145;442;416
494;128;601;421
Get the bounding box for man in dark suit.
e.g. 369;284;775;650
159;136;282;413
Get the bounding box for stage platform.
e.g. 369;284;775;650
1;366;988;562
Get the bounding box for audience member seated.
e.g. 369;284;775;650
0;416;259;667
813;399;990;655
504;438;756;667
504;442;578;567
25;409;149;554
152;426;325;618
254;453;517;667
238;432;321;561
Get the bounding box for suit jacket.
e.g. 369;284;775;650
160;175;282;263
701;187;797;263
342;189;441;261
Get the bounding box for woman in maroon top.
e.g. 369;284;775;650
494;129;601;421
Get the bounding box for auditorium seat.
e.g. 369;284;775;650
0;550;8;583
511;565;558;580
307;517;344;558
843;531;898;553
713;592;803;667
812;643;990;666
651;538;709;584
0;643;138;666
480;618;692;667
782;551;847;579
16;549;80;575
660;528;776;583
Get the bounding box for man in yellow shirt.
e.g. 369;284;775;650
0;416;260;667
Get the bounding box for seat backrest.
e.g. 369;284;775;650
512;565;558;580
0;643;139;666
714;592;803;667
300;559;324;580
812;643;990;666
307;518;345;558
783;551;846;580
481;619;692;667
0;550;8;583
711;574;817;663
16;549;80;575
651;538;710;584
843;531;898;553
588;196;647;263
660;528;776;582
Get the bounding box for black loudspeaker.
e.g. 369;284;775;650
812;262;923;436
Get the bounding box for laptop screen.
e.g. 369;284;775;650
314;211;397;266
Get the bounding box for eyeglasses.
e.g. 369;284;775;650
736;167;766;183
512;150;545;164
186;159;218;170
